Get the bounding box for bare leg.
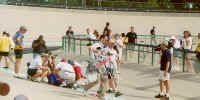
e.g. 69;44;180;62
108;79;115;91
160;80;163;94
14;59;22;74
5;56;9;68
165;80;170;95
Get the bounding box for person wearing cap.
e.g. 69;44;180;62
155;41;172;100
0;32;12;68
169;36;181;69
84;35;108;99
13;26;27;77
27;54;51;82
54;58;75;85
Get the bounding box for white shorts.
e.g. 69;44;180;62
160;71;170;81
59;71;75;81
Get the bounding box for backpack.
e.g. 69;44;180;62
47;73;62;86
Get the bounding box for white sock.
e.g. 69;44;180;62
160;92;164;96
166;93;169;97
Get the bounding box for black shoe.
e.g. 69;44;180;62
115;92;123;97
2;67;8;69
106;89;113;93
97;90;102;94
155;94;164;98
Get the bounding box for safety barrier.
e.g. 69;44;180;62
62;35;199;73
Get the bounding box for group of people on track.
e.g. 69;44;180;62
1;22;200;100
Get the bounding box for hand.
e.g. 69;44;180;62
164;71;167;77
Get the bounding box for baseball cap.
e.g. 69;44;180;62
20;26;27;32
14;95;28;100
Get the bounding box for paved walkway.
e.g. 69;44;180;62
0;51;200;100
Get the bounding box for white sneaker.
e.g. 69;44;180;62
41;77;48;83
13;73;21;78
32;77;41;82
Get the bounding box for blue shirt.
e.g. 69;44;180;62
14;31;24;49
160;49;172;73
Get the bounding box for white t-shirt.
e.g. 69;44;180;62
115;39;123;53
91;42;104;59
173;39;181;49
183;37;192;50
56;62;75;73
29;56;42;69
86;33;96;40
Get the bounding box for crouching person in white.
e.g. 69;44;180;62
155;41;172;100
27;54;51;82
55;61;75;83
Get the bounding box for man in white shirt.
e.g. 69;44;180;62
27;54;51;82
55;61;75;82
84;35;108;99
85;28;96;40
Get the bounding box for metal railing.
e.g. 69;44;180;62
6;0;200;13
61;34;199;73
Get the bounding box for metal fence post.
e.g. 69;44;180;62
152;46;154;65
73;38;76;53
182;52;185;72
64;36;67;52
125;43;128;61
68;37;70;53
80;40;82;56
138;45;140;64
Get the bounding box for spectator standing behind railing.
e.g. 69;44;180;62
196;33;200;57
0;32;11;68
150;26;157;45
182;31;194;72
169;36;181;70
66;26;74;38
85;28;96;40
94;29;100;40
13;26;27;78
103;22;110;34
126;26;137;57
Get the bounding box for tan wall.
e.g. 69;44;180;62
0;5;200;42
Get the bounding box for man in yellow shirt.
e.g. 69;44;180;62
0;32;11;68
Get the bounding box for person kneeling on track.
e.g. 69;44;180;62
54;59;76;88
27;53;51;82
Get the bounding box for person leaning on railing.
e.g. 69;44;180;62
181;31;194;73
195;33;200;61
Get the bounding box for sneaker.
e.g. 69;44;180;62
106;89;115;93
165;94;170;100
115;91;123;97
41;77;48;83
13;73;21;78
32;77;41;82
2;67;9;69
155;94;164;98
